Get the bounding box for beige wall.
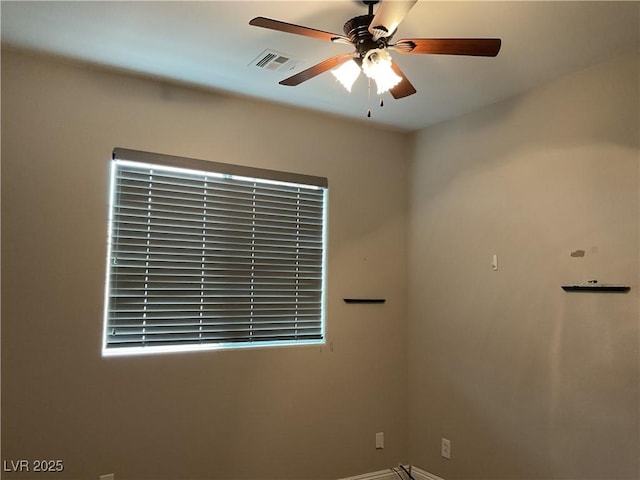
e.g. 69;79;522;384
407;51;640;479
3;43;639;480
1;49;409;479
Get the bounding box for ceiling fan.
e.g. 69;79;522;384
249;0;501;100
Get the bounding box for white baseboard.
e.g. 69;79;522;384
410;466;444;480
337;468;400;480
338;465;443;480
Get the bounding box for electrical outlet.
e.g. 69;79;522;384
441;437;451;459
375;432;384;449
99;474;115;480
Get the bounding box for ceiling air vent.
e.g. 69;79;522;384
250;49;298;73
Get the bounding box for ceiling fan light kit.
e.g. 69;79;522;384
331;60;361;92
249;0;501;113
361;49;402;95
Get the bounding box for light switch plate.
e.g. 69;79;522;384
441;438;451;459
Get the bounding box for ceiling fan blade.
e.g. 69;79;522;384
249;16;350;43
389;61;416;99
394;38;502;56
280;54;354;87
368;0;418;40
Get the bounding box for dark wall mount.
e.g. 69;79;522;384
343;298;386;304
561;285;630;293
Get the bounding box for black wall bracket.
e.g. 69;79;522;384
561;285;630;293
343;298;386;304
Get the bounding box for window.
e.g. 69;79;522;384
103;149;328;356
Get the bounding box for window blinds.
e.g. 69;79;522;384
104;149;327;355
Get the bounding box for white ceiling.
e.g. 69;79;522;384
2;1;638;132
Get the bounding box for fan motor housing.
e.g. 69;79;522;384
343;14;389;59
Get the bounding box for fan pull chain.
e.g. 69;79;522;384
367;78;372;118
366;81;386;117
